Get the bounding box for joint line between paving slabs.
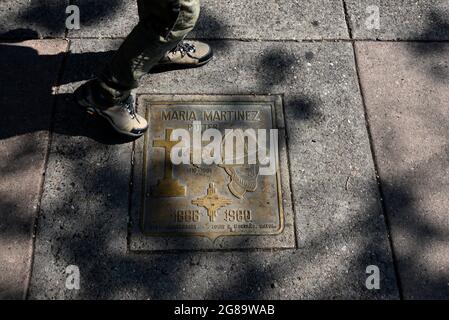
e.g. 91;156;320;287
64;0;73;38
23;36;449;43
126;104;138;254
280;94;300;249
25;39;72;300
350;42;404;300
341;0;353;39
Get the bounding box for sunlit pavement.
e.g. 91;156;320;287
0;0;448;299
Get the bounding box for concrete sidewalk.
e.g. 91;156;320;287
0;0;448;299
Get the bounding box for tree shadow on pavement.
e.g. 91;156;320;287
6;0;443;300
0;0;128;39
387;8;449;299
378;154;449;299
20;37;403;299
0;1;237;300
407;9;449;81
414;9;449;41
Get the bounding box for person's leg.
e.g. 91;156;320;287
97;0;201;102
75;0;207;137
74;0;213;137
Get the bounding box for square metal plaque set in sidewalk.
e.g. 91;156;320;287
130;95;295;251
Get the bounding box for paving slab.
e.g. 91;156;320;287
67;0;349;40
29;39;398;299
345;0;449;40
0;39;68;299
0;1;68;39
355;42;449;299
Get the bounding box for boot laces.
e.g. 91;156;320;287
170;41;196;57
121;96;140;123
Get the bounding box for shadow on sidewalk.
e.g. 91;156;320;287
0;1;231;145
0;35;134;145
0;32;233;146
406;9;449;81
0;0;128;39
9;0;449;299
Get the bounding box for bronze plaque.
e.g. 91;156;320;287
131;95;295;251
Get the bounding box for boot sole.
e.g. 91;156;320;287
151;52;213;73
158;57;212;68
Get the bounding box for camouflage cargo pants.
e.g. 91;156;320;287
97;0;200;100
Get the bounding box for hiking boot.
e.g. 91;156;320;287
158;40;213;68
74;80;148;138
